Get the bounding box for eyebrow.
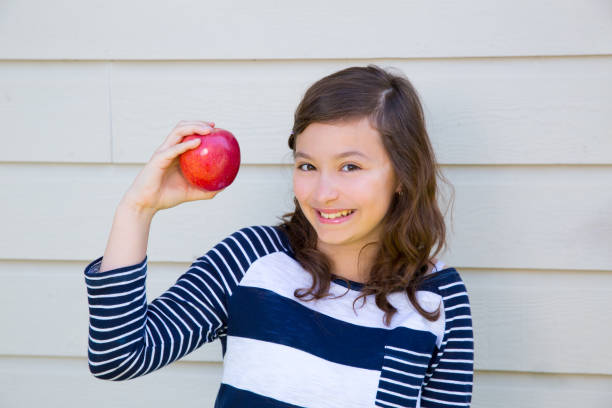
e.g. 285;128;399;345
294;151;370;160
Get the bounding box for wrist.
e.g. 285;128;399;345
118;196;157;219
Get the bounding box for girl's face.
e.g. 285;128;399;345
293;117;399;251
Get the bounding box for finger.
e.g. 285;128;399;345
166;121;215;146
158;124;213;152
155;137;202;167
175;120;215;129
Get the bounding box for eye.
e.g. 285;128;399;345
297;163;315;171
341;163;361;172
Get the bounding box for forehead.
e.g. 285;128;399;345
295;117;386;156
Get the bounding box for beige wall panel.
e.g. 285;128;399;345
2;57;609;165
110;61;305;166
3;358;612;408
1;1;611;59
462;269;612;374
473;371;612;408
1;164;611;270
111;57;612;165
443;166;612;271
0;62;111;162
0;163;294;262
1;357;222;407
2;261;611;374
0;258;224;362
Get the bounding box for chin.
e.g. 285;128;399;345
313;227;360;247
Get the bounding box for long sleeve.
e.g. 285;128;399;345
420;272;474;407
84;225;289;381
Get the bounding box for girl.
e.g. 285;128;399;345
84;65;474;408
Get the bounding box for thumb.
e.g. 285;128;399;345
158;138;201;168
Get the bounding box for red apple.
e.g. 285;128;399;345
179;128;241;191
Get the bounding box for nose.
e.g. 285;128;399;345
314;172;339;204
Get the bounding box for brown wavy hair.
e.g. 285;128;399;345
278;64;454;326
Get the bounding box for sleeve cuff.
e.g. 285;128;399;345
84;254;148;278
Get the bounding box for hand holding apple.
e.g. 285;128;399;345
179;128;241;191
120;121;224;215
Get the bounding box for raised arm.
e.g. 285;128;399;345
98;120;218;273
84;120;224;380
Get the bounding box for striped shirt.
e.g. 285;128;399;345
84;225;474;407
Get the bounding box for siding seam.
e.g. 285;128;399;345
108;61;114;163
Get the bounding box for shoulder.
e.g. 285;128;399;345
239;225;292;253
417;261;468;298
201;225;293;262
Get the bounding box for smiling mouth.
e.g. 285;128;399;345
318;209;355;219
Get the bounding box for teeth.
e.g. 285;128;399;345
320;210;353;219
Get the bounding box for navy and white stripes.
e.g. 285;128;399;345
84;225;473;407
371;270;474;408
85;226;289;381
420;277;474;407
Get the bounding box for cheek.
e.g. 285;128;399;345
292;173;310;203
356;174;395;210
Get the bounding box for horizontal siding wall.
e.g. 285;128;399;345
2;58;612;164
3;357;612;408
3;358;612;408
1;260;611;374
1;1;611;407
1;163;610;270
1;0;611;58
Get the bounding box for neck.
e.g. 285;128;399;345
317;240;380;283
